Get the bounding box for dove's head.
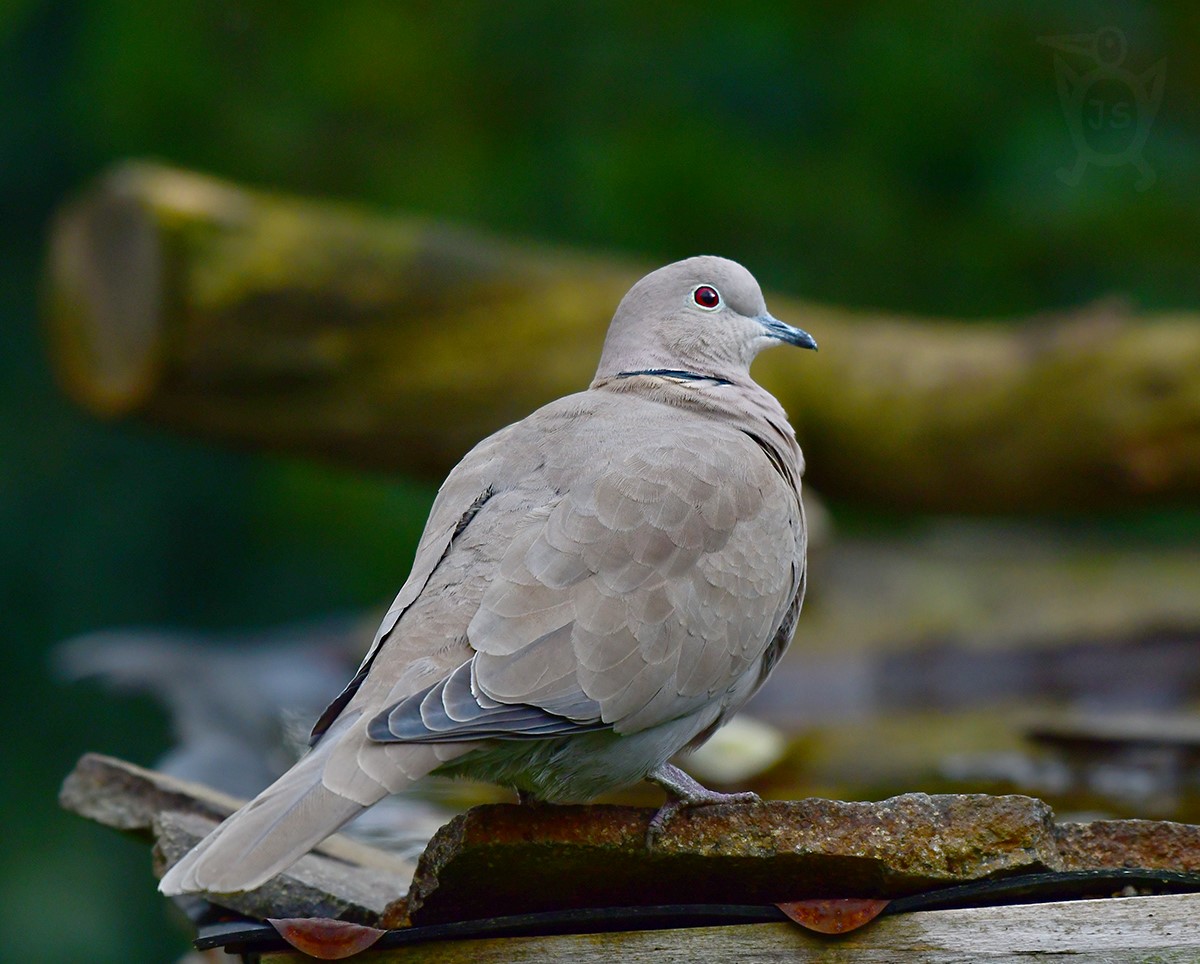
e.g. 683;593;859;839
594;256;816;382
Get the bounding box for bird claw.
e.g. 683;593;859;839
643;763;762;847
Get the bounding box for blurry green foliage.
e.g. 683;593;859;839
1;2;1197;960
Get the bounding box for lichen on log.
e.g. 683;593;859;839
45;162;1200;511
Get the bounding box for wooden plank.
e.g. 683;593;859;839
258;892;1200;962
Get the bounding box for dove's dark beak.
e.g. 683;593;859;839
758;313;818;351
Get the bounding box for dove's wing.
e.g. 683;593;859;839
364;391;804;745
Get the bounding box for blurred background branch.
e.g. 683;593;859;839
46;163;1200;512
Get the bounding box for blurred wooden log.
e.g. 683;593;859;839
44;161;1200;511
44;162;634;483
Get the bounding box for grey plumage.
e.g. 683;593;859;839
159;255;816;896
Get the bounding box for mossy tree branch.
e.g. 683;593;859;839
45;162;1200;512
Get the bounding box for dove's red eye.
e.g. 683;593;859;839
693;285;721;309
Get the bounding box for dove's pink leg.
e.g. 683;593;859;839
645;763;761;843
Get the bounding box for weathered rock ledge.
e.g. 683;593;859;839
60;752;1200;929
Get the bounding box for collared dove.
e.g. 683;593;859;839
160;255;817;896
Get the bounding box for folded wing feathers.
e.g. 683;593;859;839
364;431;796;746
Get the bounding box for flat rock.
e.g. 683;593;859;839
1056;819;1200;872
153;811;410;926
403;794;1061;924
59;752;240;837
61;753;1200;930
61;752;413;877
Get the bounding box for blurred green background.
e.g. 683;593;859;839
3;2;1198;960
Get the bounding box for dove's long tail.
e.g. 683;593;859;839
157;731;383;896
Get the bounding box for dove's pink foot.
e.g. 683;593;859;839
645;762;761;845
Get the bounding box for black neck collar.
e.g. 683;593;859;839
614;368;733;387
